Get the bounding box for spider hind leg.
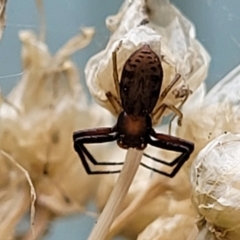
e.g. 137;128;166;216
73;128;123;174
142;129;194;178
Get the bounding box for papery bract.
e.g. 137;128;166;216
0;28;113;238
191;133;240;240
177;64;240;169
86;0;210;124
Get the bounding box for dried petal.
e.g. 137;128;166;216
0;29;112;237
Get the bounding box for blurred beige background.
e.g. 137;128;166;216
0;0;240;239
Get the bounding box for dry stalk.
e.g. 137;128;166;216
88;149;143;240
107;175;170;238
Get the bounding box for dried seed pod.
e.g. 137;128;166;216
177;64;240;170
191;133;240;240
86;0;210;124
0;28;113;238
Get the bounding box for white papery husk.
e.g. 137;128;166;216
86;0;210;124
191;133;240;240
96;124;196;239
177;64;240;171
0;28;113;237
0;2;32;238
175;64;240;239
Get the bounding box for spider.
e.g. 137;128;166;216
73;43;194;177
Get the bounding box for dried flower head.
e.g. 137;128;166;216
191;133;240;240
177;64;240;170
176;64;240;239
0;27;114;238
88;1;210;239
86;0;210;124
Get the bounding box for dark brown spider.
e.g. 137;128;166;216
73;44;194;177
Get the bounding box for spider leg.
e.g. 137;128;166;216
160;73;181;100
142;129;194;178
73;127;123;174
153;73;181;112
168;85;192;134
105;41;123;115
153;103;183;127
152;73;191;135
160;55;176;66
152;74;182;126
112;41;122;97
106;91;122;115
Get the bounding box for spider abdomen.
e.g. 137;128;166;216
120;44;163;116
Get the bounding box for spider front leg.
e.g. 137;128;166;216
152;74;183;127
152;73;191;134
105;41;123;115
142;129;194;178
73;127;123;174
153;103;183;127
159;73;181;101
112;41;122;97
106;92;122;115
168;84;192;134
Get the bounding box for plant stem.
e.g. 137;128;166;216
107;176;170;238
88;148;143;240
